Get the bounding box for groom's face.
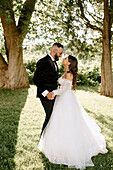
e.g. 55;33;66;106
55;47;63;61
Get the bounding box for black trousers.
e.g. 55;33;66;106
40;97;55;136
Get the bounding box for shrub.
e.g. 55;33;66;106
77;66;101;87
24;59;101;87
58;65;101;87
24;59;37;84
58;65;65;78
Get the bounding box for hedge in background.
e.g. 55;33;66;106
24;59;101;87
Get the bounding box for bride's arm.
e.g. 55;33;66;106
52;80;71;96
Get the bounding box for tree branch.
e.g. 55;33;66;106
0;0;17;33
110;0;113;30
77;0;103;33
87;11;103;26
18;0;37;39
0;0;18;56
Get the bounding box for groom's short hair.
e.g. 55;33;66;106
53;43;63;49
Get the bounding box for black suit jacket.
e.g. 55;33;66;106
33;55;58;98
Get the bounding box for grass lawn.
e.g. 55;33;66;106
0;85;113;170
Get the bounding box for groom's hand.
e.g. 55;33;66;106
47;92;54;100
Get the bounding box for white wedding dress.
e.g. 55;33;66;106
38;77;108;169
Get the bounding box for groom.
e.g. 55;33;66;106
33;43;63;135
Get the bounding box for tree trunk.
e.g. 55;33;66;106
0;32;30;90
100;0;113;96
0;53;8;88
0;0;37;90
0;43;29;90
5;48;29;90
0;12;29;90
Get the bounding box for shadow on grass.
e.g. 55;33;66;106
76;85;100;93
85;108;113;138
39;152;77;170
39;149;113;170
91;147;113;170
0;88;28;170
84;108;113;170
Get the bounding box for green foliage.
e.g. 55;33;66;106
24;59;101;87
28;0;104;58
0;0;112;58
24;59;36;84
0;0;111;59
77;66;101;86
58;65;65;78
0;37;6;56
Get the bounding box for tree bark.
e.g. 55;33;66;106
78;0;113;96
0;53;8;88
100;0;113;96
0;0;36;89
3;45;29;90
0;39;29;89
0;14;29;89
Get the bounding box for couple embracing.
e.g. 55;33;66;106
33;43;107;169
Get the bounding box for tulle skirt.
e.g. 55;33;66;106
38;91;108;169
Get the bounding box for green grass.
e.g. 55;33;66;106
0;85;113;170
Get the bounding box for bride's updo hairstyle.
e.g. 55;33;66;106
68;55;78;90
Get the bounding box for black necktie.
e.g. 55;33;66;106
53;60;57;71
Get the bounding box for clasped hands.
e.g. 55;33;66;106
47;92;55;100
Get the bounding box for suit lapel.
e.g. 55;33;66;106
56;63;59;74
47;55;58;72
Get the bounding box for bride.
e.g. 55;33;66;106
38;55;108;169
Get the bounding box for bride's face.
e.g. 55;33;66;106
62;56;70;66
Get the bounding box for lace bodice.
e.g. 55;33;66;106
53;77;72;96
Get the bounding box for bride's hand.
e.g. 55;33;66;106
47;92;55;100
